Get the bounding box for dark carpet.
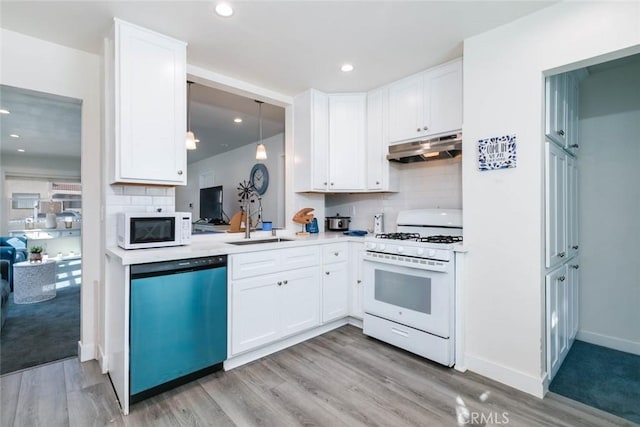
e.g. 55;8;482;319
0;284;80;375
549;340;640;424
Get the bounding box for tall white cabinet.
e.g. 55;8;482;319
106;19;187;185
545;70;582;382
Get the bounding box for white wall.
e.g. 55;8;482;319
463;2;640;397
326;158;461;232
577;58;640;355
176;133;285;228
0;28;102;361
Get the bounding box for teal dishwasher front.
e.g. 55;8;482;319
129;255;227;404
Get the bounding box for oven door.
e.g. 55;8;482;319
363;257;453;338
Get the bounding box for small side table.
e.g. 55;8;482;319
13;260;57;304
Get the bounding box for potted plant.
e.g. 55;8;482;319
29;246;44;263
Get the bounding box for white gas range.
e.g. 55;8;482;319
362;209;462;367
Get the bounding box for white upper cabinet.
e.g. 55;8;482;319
388;58;462;144
566;155;579;259
546;71;581;155
294;90;368;192
366;88;395;191
328;94;367;191
107;19;187;185
545;142;568;269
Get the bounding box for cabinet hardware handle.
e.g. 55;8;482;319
416;128;421;132
572;245;579;250
357;280;362;284
277;281;282;286
569;144;579;148
571;265;580;269
334;252;339;256
423;126;429;131
376;181;380;185
325;271;330;275
283;280;288;284
558;130;565;136
559;252;566;258
177;170;183;175
330;182;334;186
324;182;328;186
559;276;566;282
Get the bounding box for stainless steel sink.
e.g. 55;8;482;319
226;238;293;246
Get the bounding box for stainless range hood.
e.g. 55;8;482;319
387;132;462;163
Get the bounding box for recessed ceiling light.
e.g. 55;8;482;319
215;3;234;17
234;118;243;123
10;134;19;138
341;63;354;72
0;109;9;114
17;148;25;152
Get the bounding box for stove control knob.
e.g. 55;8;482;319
367;243;376;250
379;244;386;251
428;249;437;257
416;248;425;256
397;246;404;253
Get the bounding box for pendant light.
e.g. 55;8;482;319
186;81;197;150
255;100;267;160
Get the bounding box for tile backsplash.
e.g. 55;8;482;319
325;158;461;233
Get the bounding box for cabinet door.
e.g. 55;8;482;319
566;74;579;156
115;20;187;185
425;59;463;137
281;267;321;337
388;74;424;143
322;262;349;323
231;274;280;355
350;244;365;319
366;88;386;190
328;94;367;190
567;155;579;259
546;264;569;380
545;142;567;269
568;259;580;342
311;91;330;190
545;73;568;147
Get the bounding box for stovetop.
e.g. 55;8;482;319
375;233;463;244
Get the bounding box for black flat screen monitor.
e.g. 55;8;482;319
200;185;223;223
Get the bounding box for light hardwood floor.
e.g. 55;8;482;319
1;325;634;426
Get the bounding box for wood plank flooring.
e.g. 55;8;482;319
1;325;634;426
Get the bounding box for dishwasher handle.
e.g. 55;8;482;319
131;255;227;279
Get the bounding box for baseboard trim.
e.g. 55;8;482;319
465;353;545;398
347;316;363;329
78;341;95;362
98;345;108;374
576;330;640;356
224;319;349;371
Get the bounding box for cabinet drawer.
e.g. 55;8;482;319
231;251;280;280
323;243;349;264
280;246;320;271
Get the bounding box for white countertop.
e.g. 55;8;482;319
106;231;365;265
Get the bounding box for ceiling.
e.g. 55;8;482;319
1;1;557;163
0;1;556;95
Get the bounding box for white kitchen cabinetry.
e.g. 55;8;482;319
545;142;567;269
349;242;365;319
546;72;580;156
566;155;579;259
388;58;462;144
366;88;396;191
231;267;321;355
293;89;329;192
328;94;367;191
107;19;187;185
546;264;569;380
322;243;349;322
567;258;580;343
230;247;322;355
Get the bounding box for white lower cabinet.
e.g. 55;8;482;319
349;242;365;319
546;260;579;381
231;266;321;355
322;243;349;323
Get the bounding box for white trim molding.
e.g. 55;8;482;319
465;353;545;398
577;330;640;356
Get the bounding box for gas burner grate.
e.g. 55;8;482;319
375;232;421;241
419;235;463;244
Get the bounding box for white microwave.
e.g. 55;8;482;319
117;212;192;250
